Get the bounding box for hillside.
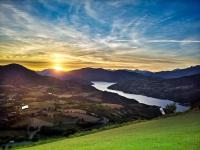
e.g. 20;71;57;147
109;73;200;104
19;111;200;150
155;65;200;79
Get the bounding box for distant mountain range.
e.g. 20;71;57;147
1;63;200;85
154;65;200;79
38;67;149;82
38;65;200;81
130;65;200;79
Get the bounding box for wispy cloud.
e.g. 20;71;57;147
0;0;200;71
84;0;104;23
146;40;200;43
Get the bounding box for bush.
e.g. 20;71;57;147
165;103;176;114
31;135;39;142
40;127;63;136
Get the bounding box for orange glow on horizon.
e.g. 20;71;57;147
54;65;63;71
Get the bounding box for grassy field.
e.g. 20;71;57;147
18;111;200;150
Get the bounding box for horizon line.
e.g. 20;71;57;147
1;63;200;73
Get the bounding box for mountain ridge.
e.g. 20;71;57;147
38;65;200;81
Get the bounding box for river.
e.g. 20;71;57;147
92;81;189;112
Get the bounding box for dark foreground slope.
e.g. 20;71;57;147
109;74;200;104
19;111;200;150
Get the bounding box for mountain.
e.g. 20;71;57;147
0;63;46;85
0;63;38;77
38;68;152;82
154;65;200;79
128;69;154;76
38;65;200;82
127;65;200;79
37;69;66;79
109;73;200;104
0;64;93;91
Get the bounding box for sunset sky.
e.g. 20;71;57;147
0;0;200;71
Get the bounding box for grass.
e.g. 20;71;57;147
18;111;200;150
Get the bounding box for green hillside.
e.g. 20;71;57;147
19;111;200;150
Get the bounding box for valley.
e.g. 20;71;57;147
0;64;199;148
92;81;189;112
0;64;161;146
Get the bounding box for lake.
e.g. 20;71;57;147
92;81;189;112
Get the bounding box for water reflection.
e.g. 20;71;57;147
92;81;189;112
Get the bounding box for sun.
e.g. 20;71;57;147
54;65;63;71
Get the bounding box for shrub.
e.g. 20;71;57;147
165;103;176;114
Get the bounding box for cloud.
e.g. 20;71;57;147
84;0;104;23
0;1;199;71
146;40;200;43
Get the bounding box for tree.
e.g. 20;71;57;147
165;103;176;114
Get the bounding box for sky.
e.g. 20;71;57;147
0;0;200;71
